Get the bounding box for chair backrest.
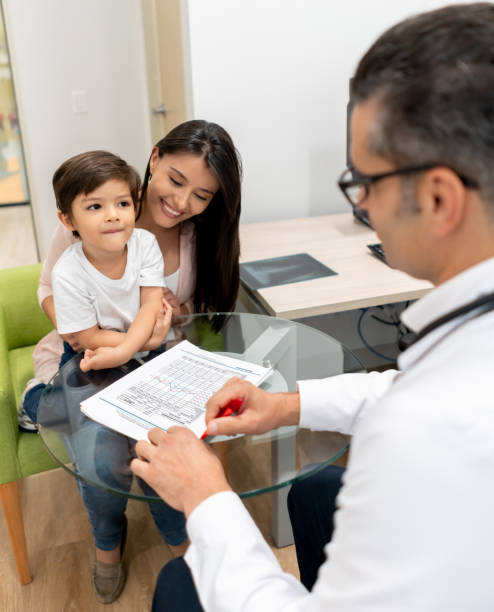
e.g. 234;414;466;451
0;264;53;351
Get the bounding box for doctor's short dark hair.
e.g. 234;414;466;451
53;150;141;225
351;2;494;206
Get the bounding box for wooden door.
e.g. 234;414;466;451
141;0;190;145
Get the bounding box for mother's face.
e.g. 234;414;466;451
146;150;219;229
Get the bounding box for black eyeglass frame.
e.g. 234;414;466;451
337;163;478;208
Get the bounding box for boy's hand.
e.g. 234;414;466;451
142;299;173;350
80;346;129;372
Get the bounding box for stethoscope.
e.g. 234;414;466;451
399;290;494;352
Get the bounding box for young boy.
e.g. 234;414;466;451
18;150;171;429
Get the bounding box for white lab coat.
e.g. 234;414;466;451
185;257;494;611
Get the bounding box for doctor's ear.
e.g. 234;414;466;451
419;167;467;238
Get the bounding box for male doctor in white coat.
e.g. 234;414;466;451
132;3;494;610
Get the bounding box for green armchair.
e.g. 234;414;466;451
0;263;62;584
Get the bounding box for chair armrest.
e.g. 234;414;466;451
0;264;53;350
0;264;54;484
0;328;21;483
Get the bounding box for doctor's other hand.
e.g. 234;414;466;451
204;378;301;438
131;427;231;517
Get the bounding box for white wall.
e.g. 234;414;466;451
186;0;475;224
3;0;151;257
3;0;477;254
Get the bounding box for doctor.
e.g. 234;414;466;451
132;3;494;610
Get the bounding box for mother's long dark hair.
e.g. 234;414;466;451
138;120;242;314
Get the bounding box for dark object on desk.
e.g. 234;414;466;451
240;252;337;291
367;243;388;264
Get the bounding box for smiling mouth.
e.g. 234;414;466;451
160;198;181;218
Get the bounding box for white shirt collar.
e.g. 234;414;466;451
401;256;494;332
398;256;494;369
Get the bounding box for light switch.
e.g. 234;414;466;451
71;90;88;114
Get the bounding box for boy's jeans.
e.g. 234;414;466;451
29;342;187;549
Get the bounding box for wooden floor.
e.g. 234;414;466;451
0;467;300;610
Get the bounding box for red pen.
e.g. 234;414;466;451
201;398;243;439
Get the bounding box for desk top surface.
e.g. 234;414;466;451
239;212;433;319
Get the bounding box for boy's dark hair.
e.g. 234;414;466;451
351;2;494;206
53;150;141;228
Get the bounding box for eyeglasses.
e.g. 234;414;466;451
338;164;478;208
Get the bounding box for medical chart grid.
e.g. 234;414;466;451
115;354;246;425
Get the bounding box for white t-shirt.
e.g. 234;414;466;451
52;228;165;335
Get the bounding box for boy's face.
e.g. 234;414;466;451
58;179;135;257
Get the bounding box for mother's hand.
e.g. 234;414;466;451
143;299;173;350
162;288;182;318
131;427;231;517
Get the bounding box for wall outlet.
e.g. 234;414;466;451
71;90;88;114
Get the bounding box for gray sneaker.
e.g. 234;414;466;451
92;517;128;604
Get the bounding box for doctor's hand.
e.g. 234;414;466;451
204;378;301;438
131;427;231;517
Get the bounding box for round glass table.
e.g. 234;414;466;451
38;312;362;546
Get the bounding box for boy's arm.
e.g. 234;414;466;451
80;287;170;372
42;295;95;353
71;326;126;349
119;286;165;355
53;258;116;352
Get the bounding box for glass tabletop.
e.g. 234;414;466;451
38;312;363;502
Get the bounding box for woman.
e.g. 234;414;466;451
20;120;242;603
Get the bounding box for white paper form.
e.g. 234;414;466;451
80;340;272;440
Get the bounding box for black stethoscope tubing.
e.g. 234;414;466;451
408;291;494;347
395;291;494;376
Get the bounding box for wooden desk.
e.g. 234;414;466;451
239;212;433;319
